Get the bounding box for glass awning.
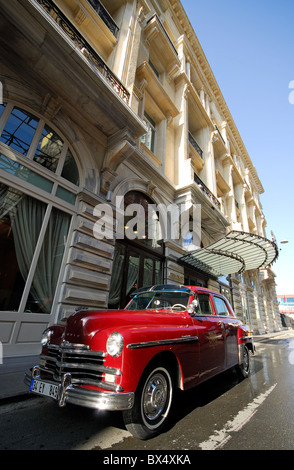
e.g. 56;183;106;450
179;231;279;277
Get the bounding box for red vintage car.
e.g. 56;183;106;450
25;284;254;439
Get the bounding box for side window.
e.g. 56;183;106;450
213;296;230;316
197;293;214;315
141;112;156;153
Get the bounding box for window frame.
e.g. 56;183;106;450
213;295;232;317
194;292;214;316
0;102;80;316
0;103;80;215
141;112;156;154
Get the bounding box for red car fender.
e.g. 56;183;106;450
238;325;254;354
91;326;198;393
119;343;185;392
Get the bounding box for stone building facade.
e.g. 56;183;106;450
0;0;282;356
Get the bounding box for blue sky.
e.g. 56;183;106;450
181;0;294;295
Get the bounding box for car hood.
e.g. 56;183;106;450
60;308;190;346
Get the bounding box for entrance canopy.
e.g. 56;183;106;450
179;231;279;278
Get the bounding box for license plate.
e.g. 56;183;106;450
30;379;59;400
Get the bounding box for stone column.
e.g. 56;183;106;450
174;78;190;186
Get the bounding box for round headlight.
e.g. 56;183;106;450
106;332;124;357
41;328;52;347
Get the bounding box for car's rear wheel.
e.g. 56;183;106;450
123;364;173;440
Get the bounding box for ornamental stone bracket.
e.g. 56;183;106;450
100;167;118;195
100;130;137;194
40;93;62;121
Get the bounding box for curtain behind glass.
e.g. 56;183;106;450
24;207;71;313
0;183;45;311
0;184;71;313
108;244;126;307
12;196;47;281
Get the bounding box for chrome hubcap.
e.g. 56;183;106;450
243;348;249;371
143;372;168;421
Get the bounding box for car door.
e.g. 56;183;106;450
192;292;226;381
212;295;239;369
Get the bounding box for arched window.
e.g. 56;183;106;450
123;190;163;251
0;103;79;185
108;191;164;309
0;102;80;314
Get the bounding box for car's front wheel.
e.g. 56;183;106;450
236;345;251;378
123;364;173;440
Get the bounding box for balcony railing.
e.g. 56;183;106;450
194;172;221;210
87;0;119;38
36;0;129;103
214;125;226;145
188;132;203;158
147;15;178;57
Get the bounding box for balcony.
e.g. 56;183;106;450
212;124;227;157
194;172;221;210
144;14;181;78
136;61;179;121
147;15;178;57
216;170;230;197
189;132;203;158
188;132;204;172
87;0;119;38
38;0;129;102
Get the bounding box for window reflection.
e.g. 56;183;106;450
0;103;79;315
141;112;156;153
34;124;64;172
0;103;80;187
0;106;39;155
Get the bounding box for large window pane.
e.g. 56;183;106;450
56;186;76;205
155;260;162;284
34;124;64;172
0;153;53;193
0;183;46;311
61;149;80;185
143;258;153;286
108;244;126;308
0;106;39;155
0;104;80;188
25;207;71;313
126;253;140;302
142;113;156;153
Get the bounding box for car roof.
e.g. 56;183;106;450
131;284;194;295
131;284;219;296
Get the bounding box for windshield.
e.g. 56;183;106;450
125;291;191;311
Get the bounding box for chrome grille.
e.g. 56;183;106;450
40;343;111;387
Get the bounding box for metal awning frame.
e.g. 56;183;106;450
179;231;279;278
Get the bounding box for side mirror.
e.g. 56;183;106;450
187;299;199;314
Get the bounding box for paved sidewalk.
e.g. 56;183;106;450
0;355;39;401
253;329;294;343
0;329;293;403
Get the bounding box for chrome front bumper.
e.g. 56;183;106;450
24;366;134;411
